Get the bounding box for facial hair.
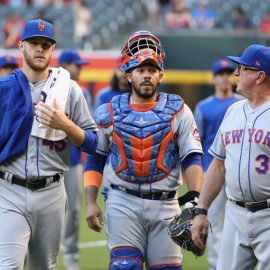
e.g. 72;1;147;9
23;50;51;72
132;80;159;99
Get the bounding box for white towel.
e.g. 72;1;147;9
31;67;71;141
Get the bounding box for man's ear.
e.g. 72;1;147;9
256;71;266;85
126;72;132;83
159;71;163;82
18;41;24;51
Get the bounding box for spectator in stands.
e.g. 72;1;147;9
0;55;19;77
259;10;270;35
3;12;25;49
231;6;251;32
94;65;129;110
73;0;92;49
164;0;193;29
191;0;215;29
146;0;159;29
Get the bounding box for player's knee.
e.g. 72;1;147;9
109;246;144;270
149;263;182;270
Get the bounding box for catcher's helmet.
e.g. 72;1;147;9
119;30;165;72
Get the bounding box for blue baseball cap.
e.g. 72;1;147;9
212;59;234;76
58;49;89;65
0;55;18;68
22;19;56;43
227;44;270;75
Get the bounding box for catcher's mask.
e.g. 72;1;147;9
119;30;165;72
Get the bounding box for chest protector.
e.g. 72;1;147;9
109;93;183;184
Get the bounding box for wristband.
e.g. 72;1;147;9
193;207;208;216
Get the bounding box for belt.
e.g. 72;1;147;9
0;171;61;191
111;184;176;200
228;199;269;213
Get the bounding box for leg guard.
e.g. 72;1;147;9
149;263;182;270
110;246;144;270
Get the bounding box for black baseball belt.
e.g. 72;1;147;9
0;171;61;191
228;199;270;213
111;184;176;200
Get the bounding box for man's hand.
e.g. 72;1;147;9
86;202;104;232
35;99;72;131
191;214;209;250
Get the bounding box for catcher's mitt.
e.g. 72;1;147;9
167;207;206;257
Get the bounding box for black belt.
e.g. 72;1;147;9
229;199;269;213
0;171;61;191
111;184;176;200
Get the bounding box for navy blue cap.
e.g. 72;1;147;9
227;44;270;75
212;59;234;76
58;49;89;65
0;55;18;68
22;19;56;43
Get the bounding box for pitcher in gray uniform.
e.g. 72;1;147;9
192;44;270;270
0;19;97;270
84;31;203;270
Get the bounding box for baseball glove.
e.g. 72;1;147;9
167;207;205;257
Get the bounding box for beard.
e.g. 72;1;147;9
23;50;51;72
132;81;159;99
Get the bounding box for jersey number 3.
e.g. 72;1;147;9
255;154;269;174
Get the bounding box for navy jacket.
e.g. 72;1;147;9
0;70;33;164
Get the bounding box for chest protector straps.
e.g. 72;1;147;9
110;93;183;184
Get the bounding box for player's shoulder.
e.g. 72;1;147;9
163;93;184;113
94;102;113;127
224;99;247;117
196;95;216;109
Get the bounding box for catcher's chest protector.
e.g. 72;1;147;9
110;93;183;183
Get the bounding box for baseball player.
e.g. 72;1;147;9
58;49;91;270
0;55;19;77
192;44;270;270
0;19;97;270
194;59;242;270
84;31;203;270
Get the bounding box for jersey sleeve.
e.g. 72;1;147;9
172;104;203;161
194;104;205;142
94;103;113;156
67;80;97;132
208;128;226;160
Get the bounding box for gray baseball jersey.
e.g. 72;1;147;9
97;103;202;193
209;99;270;270
0;74;97;270
210;99;270;202
0;78;97;178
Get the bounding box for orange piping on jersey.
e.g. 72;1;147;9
131;135;153;177
84;171;103;188
129;102;158;112
156;100;185;174
113;131;128;173
156;131;174;174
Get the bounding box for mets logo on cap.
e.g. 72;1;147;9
38;20;45;31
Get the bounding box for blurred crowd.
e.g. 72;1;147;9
1;0;270;50
147;0;270;33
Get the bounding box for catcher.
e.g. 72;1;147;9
168;194;208;257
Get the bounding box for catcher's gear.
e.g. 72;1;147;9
168;207;206;257
119;30;165;72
